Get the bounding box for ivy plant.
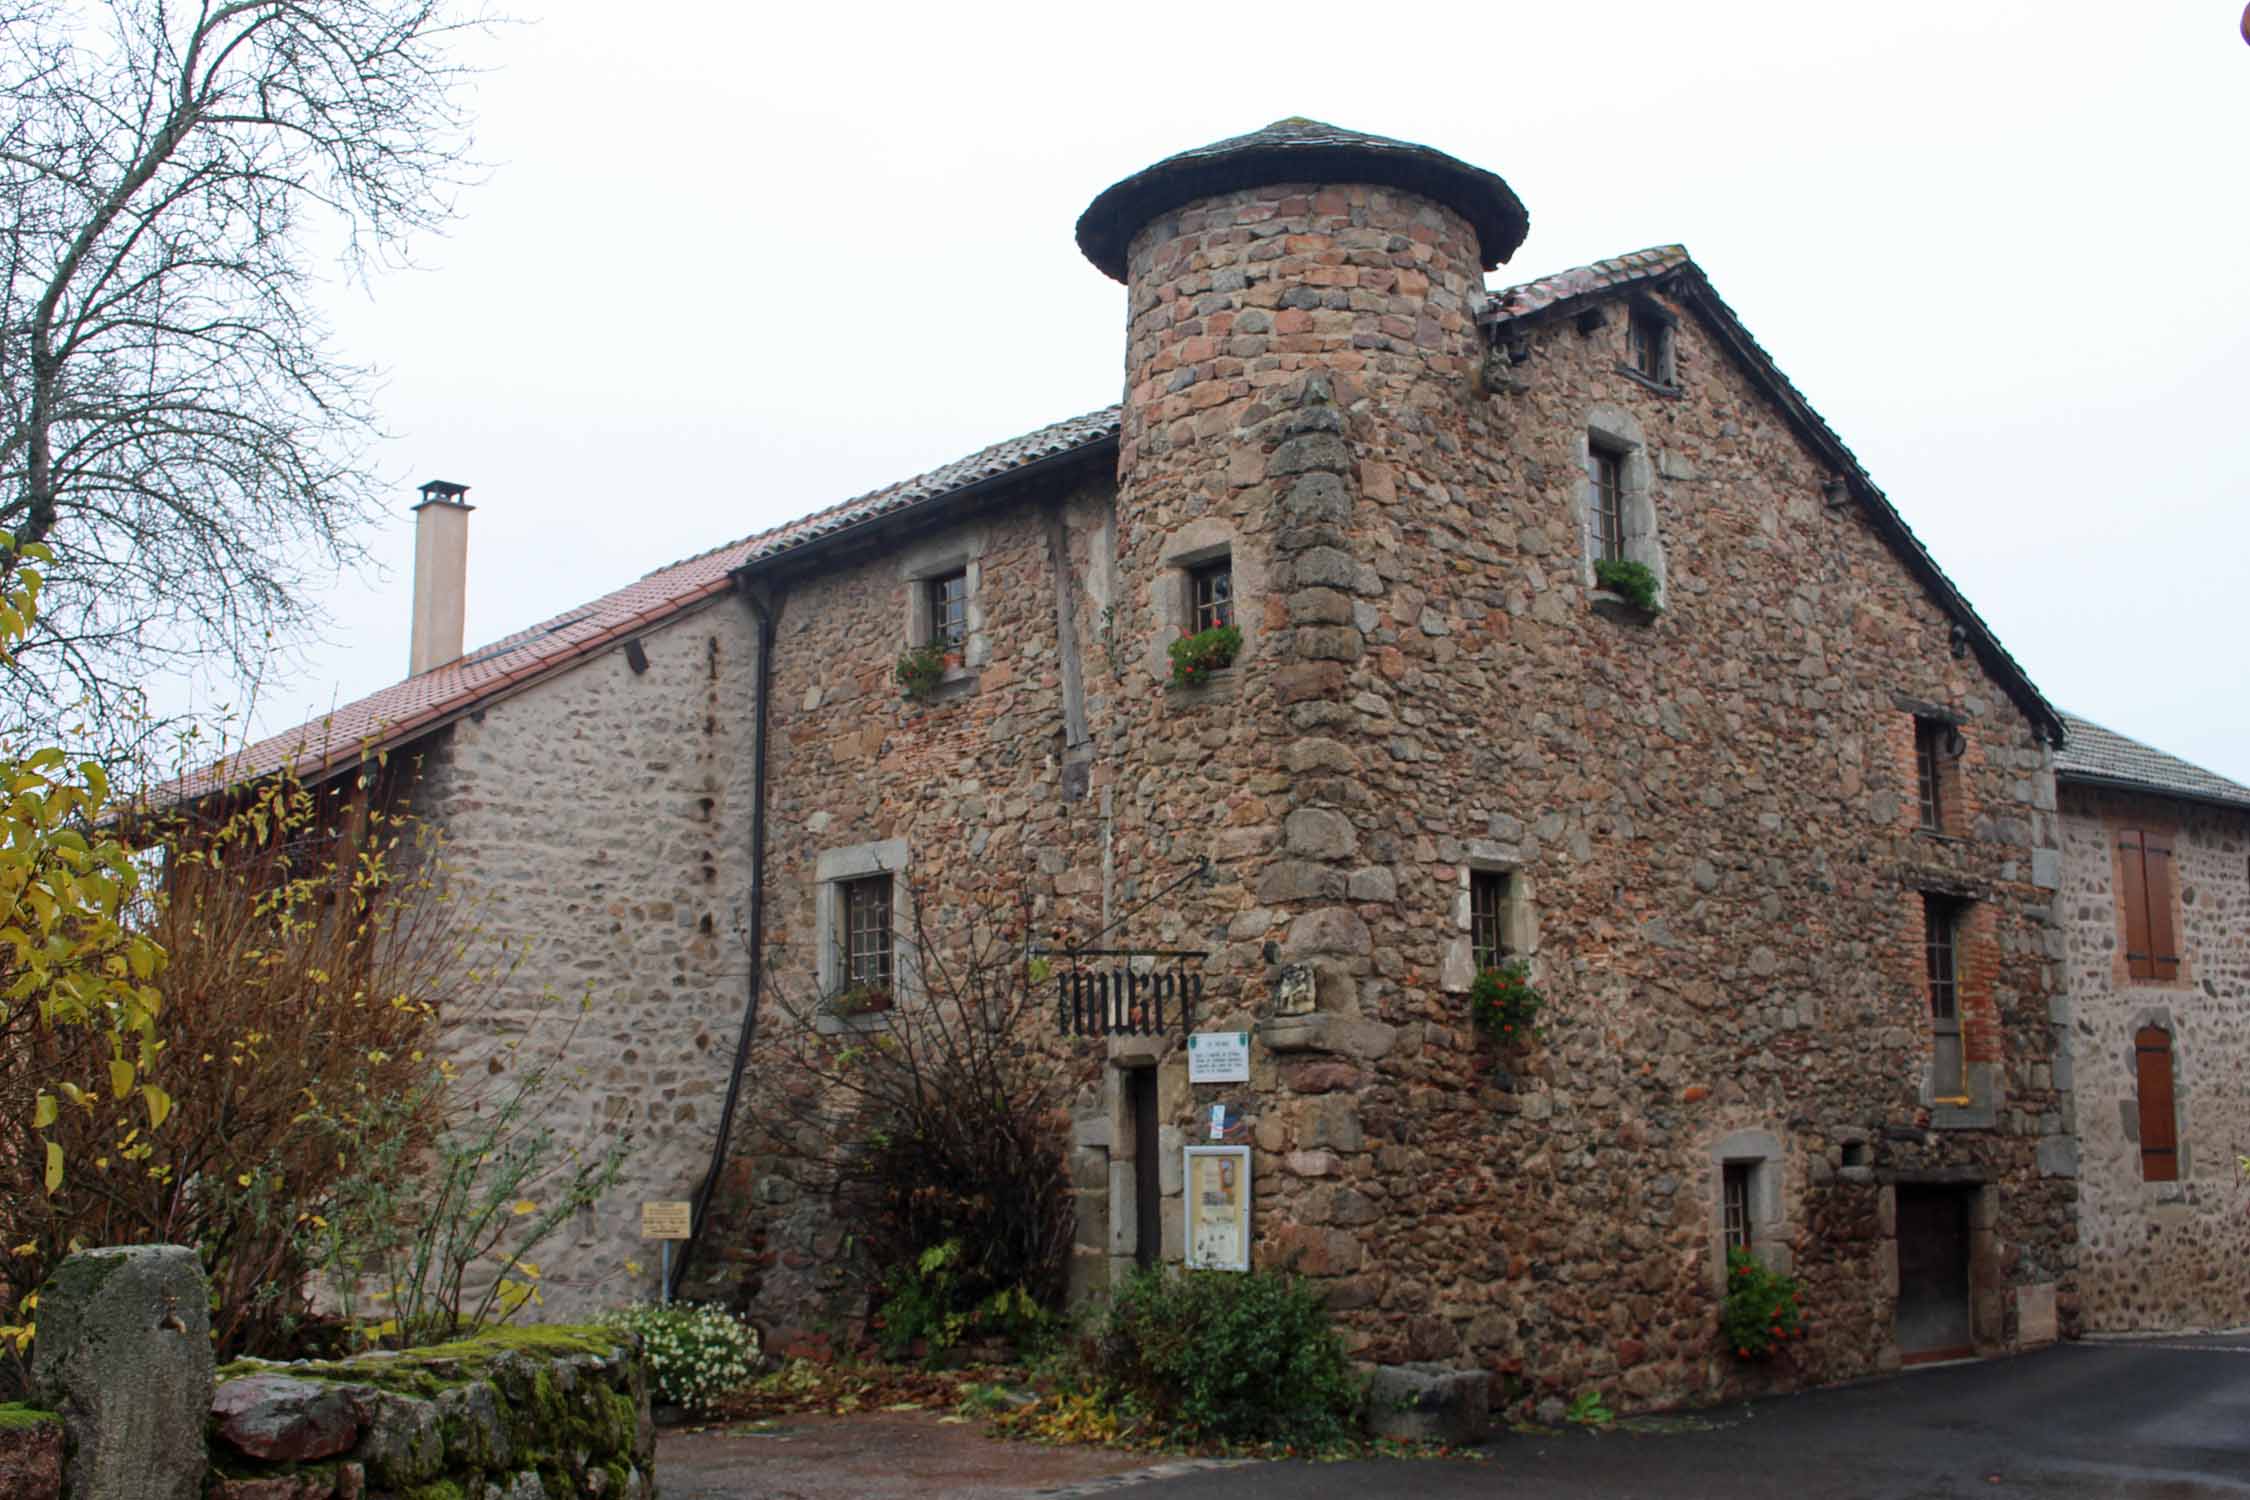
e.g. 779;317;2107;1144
1469;960;1542;1044
895;643;947;701
1593;558;1661;613
1722;1247;1807;1361
1167;624;1241;688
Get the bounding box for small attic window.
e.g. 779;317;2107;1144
1627;303;1674;386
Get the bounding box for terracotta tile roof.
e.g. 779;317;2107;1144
2055;713;2250;812
1486;243;1692;319
1485;245;2064;746
173;406;1121;799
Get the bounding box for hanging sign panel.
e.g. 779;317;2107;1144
1183;1145;1251;1272
1186;1030;1250;1083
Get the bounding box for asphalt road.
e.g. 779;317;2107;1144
1134;1335;2250;1500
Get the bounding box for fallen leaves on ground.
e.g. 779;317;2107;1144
710;1356;1001;1421
705;1355;1484;1464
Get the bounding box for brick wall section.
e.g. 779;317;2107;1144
410;599;762;1319
2059;784;2250;1332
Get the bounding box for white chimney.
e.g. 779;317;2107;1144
409;480;472;675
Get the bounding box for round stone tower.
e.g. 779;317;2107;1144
1078;117;1528;495
1073;117;1531;964
1070;122;1533;1301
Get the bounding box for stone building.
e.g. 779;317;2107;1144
2054;715;2250;1333
209;119;2098;1408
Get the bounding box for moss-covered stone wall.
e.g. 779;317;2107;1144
206;1325;653;1500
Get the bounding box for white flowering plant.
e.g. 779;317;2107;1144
602;1301;761;1412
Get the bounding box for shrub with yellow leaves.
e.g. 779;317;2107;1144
0;731;484;1374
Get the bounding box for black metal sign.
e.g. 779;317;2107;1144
1045;948;1206;1038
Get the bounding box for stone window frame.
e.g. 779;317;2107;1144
1912;883;2000;1129
1146;518;1260;691
2109;820;2190;990
1576;404;1668;606
2122;1005;2191;1191
1622;297;1677;389
1709;1129;1789;1291
1440;843;1538;993
814;837;913;1034
1890;694;1974;841
898;530;986;691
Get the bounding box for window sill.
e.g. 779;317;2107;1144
1913;828;1970;846
1614;365;1683;397
906;670;978;711
1589;589;1661;626
1166;665;1239;702
815;1008;894;1037
1930;1100;1996;1131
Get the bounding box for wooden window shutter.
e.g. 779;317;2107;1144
2134;1026;2178;1182
2143;834;2180;981
2118;829;2154;980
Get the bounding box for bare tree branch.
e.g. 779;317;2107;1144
0;0;495;756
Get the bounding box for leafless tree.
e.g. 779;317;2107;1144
0;0;493;752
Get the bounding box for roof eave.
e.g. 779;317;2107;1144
2055;769;2250;816
1489;258;2064;746
728;432;1117;583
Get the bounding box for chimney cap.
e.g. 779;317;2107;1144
1075;117;1530;283
416;479;471;509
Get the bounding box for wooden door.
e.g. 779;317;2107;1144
1129;1068;1160;1269
1896;1187;1973;1361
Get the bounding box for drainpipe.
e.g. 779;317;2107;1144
670;579;779;1299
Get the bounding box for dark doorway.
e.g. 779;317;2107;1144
1128;1067;1160;1269
1896;1186;1973;1362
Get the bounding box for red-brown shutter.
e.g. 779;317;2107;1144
2135;1026;2178;1181
2118;830;2154;980
2143;834;2180;981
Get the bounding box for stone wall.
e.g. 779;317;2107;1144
689;163;2075;1414
2059;783;2250;1331
0;1407;62;1498
696;470;1125;1331
1089;170;2069;1405
411;595;763;1318
206;1327;653;1500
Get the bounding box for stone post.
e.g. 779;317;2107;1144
31;1245;215;1500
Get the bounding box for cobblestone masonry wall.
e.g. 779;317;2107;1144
1096;175;2073;1407
413;597;761;1319
661;170;2077;1406
699;476;1124;1330
687;173;2077;1409
2060;785;2250;1332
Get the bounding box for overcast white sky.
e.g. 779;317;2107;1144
187;0;2250;784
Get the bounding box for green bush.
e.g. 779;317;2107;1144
874;1238;1052;1362
1722;1248;1806;1361
1593;558;1661;612
1468;961;1542;1043
602;1301;761;1412
1094;1266;1360;1445
1167;624;1241;688
896;643;947;700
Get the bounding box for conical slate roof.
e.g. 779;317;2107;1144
1076;118;1531;282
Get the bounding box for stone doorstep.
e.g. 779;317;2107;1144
1364;1364;1491;1446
